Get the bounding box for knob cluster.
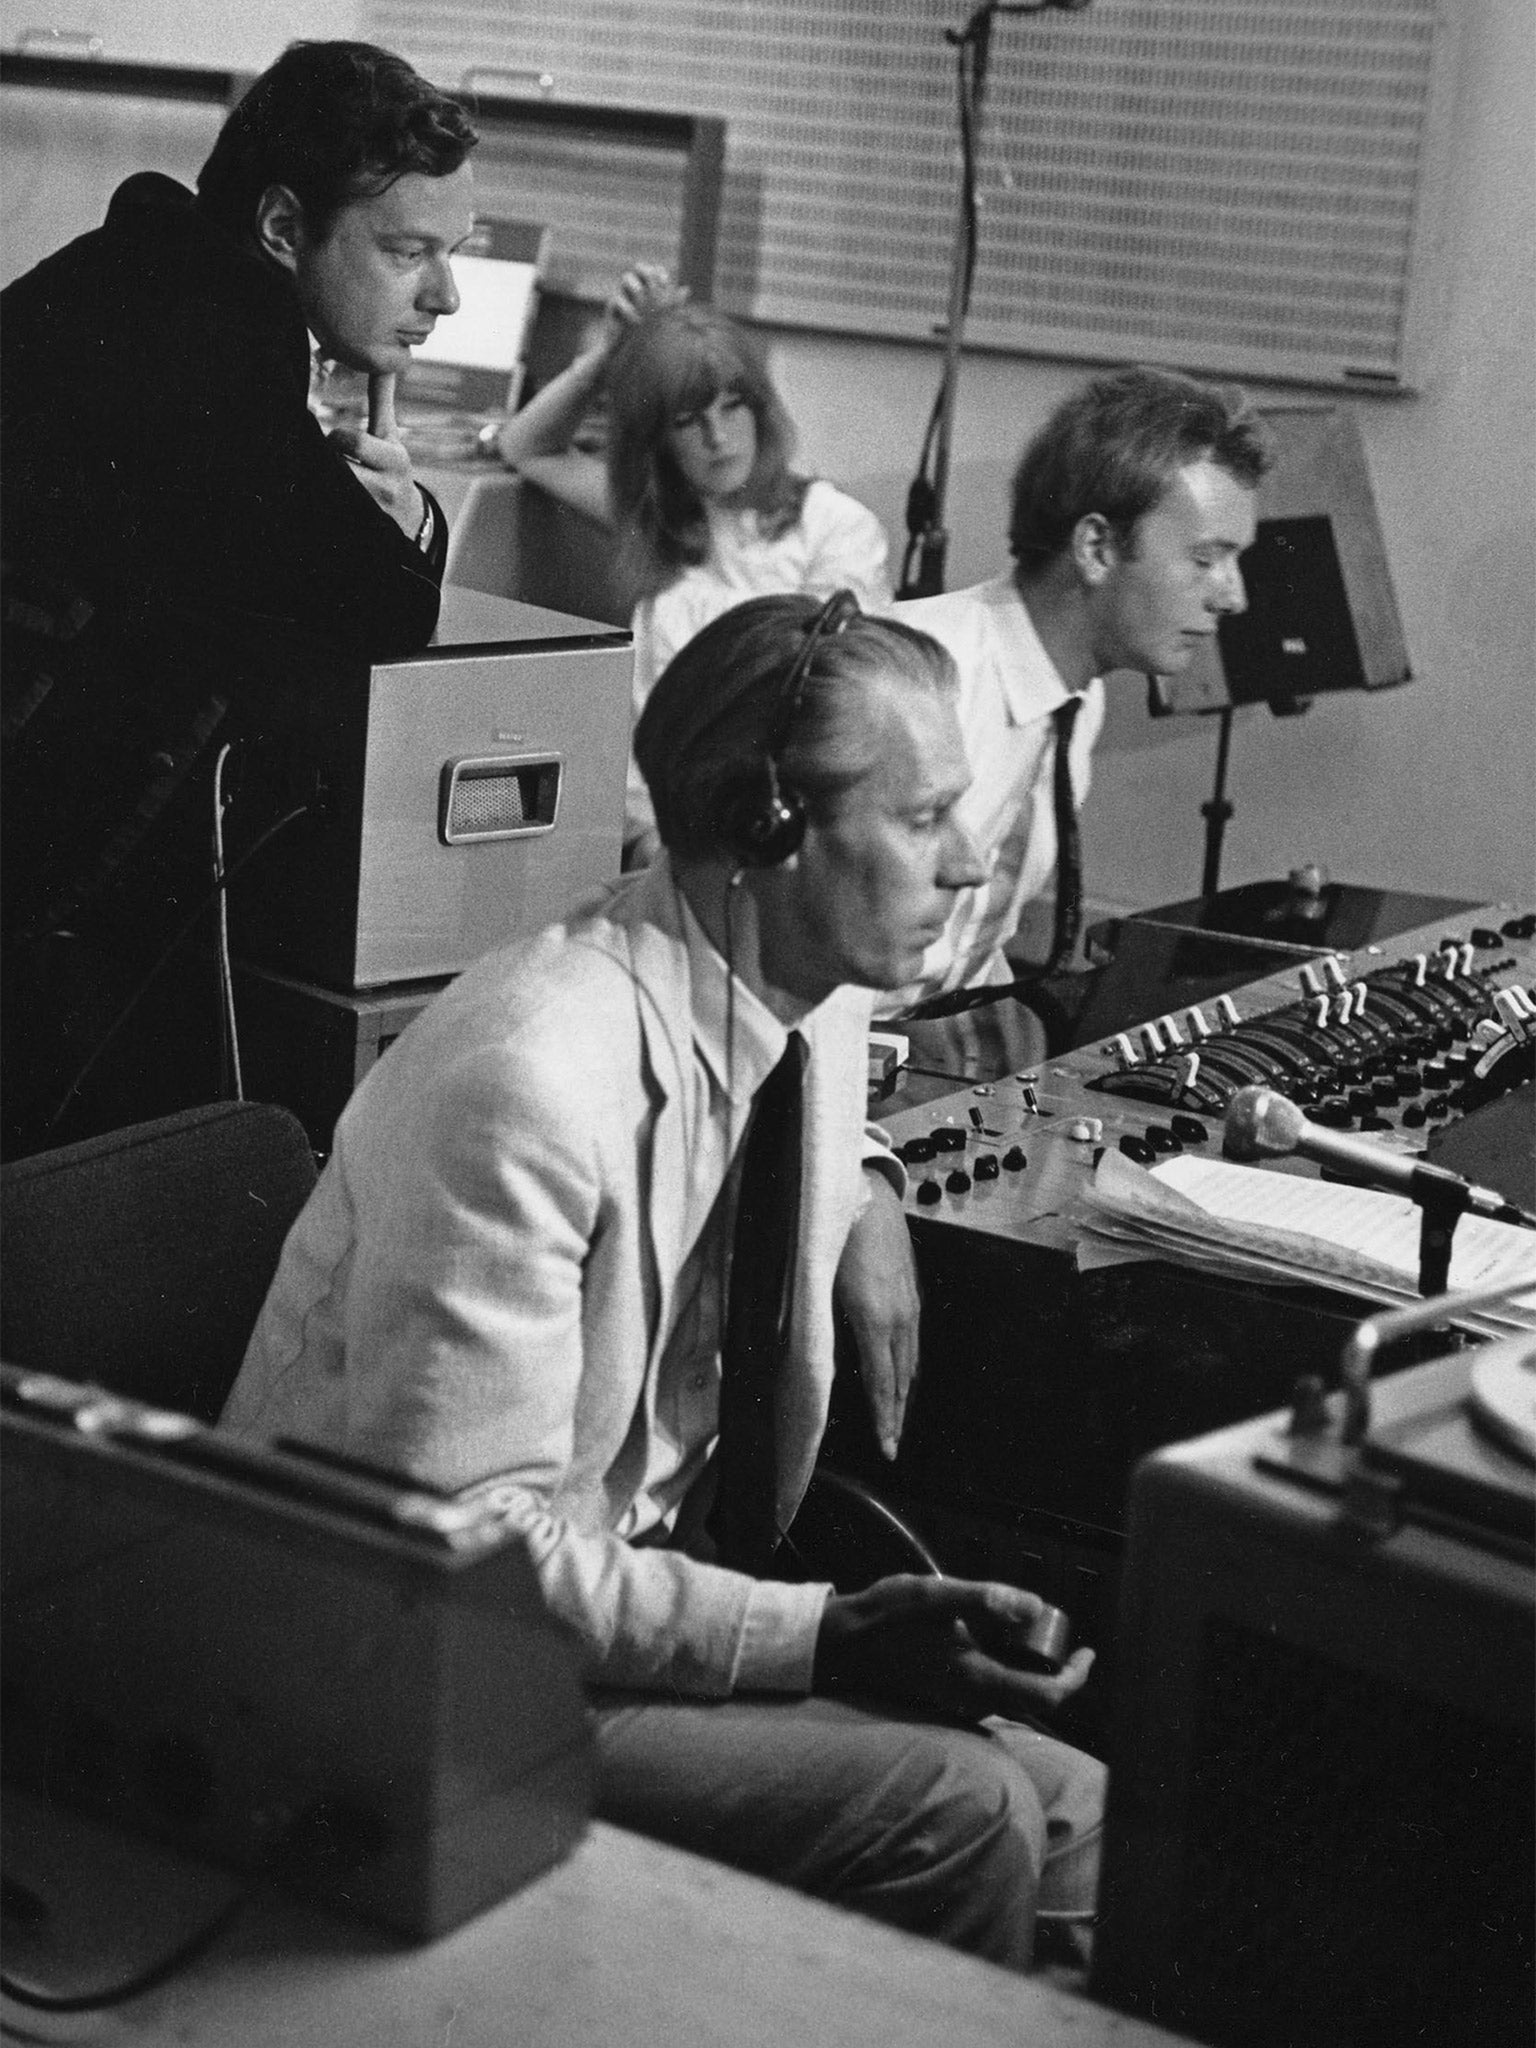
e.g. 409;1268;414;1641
1091;931;1532;1134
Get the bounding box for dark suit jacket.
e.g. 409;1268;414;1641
0;171;447;948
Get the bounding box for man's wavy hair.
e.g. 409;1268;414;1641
196;41;477;244
1008;364;1273;566
605;303;807;602
633;592;957;863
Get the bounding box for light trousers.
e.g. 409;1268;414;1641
592;1690;1105;1974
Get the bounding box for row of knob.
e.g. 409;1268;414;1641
1091;940;1526;1125
901;1108;1221;1197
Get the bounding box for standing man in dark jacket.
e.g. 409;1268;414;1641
1;41;477;1156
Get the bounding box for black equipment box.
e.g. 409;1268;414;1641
0;1366;594;1940
1092;1349;1534;2048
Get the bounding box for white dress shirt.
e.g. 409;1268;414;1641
882;574;1105;1012
626;479;892;849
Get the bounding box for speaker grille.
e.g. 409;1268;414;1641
440;757;562;844
1168;1616;1534;2048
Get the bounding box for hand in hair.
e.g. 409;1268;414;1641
325;371;426;539
599;263;688;353
488;264;688;473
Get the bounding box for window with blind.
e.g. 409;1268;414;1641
363;0;1461;392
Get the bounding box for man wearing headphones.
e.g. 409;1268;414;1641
221;592;1106;1972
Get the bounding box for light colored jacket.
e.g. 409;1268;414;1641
222;859;883;1697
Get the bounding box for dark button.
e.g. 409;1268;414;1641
1395;1066;1422;1094
1470;927;1502;949
1444;1050;1472;1080
1119;1134;1156;1165
944;1169;972;1194
1422;1059;1449;1087
1170;1114;1209;1145
1424;1093;1451;1118
1348;1089;1375;1116
1359;1111;1393;1132
934;1126;968;1151
973;1152;1000;1181
1141;1124;1180;1153
1439;935;1464;950
1500;913;1536;939
1312;1099;1353;1128
1371;1077;1399;1106
900;1136;935;1164
1002;1146;1028;1172
1400;1103;1427;1128
914;1178;942;1205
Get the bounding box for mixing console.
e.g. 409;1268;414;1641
881;905;1536;1253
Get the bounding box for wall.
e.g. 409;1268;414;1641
0;1;356;71
765;0;1535;918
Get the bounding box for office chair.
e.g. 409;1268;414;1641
0;1100;318;1423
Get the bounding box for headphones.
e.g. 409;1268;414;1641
712;589;862;868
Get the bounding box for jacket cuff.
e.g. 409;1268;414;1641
729;1577;831;1693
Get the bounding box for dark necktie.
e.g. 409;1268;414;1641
1047;695;1084;973
708;1030;807;1574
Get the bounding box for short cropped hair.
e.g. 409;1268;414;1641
606;303;805;600
1007;365;1273;565
633;593;957;863
196;41;477;244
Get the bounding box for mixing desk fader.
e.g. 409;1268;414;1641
880;906;1536;1252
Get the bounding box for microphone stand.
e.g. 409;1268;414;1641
900;1;1084;599
1413;1174;1469;1301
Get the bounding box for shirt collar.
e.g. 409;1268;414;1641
981;573;1095;726
677;886;788;1110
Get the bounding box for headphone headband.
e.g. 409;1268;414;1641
715;588;862;868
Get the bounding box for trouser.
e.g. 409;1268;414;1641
591;1690;1105;1974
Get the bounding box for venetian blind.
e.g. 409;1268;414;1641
363;0;1459;391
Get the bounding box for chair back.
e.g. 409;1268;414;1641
0;1101;317;1422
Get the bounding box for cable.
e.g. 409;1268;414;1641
211;743;244;1103
42;800;309;1141
0;1892;248;2015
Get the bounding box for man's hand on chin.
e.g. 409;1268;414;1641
327;371;425;540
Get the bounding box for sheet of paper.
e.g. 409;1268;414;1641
1072;1149;1536;1332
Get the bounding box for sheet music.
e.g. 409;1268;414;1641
1075;1150;1536;1333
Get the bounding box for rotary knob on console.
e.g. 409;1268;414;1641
1285;862;1331;922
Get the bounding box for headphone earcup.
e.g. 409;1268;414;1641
713;764;806;868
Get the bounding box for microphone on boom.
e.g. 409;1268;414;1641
1222;1084;1536;1229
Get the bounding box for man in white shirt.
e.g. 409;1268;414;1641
887;365;1273;1024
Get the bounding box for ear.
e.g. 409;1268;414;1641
1069;511;1119;588
254;184;307;273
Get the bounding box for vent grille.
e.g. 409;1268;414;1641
440;757;562;844
365;0;1456;390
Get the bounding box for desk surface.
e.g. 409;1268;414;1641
1;1810;1189;2048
